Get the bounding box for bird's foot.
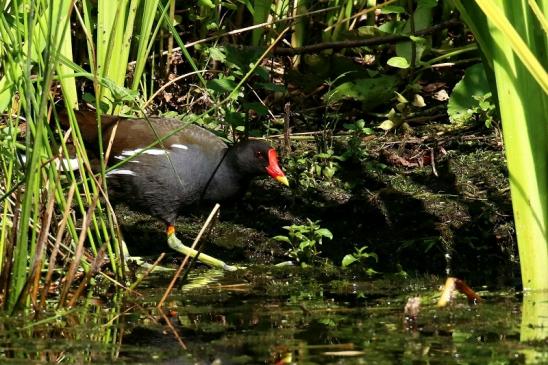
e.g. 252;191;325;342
167;233;238;271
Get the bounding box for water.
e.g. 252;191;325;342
0;267;546;364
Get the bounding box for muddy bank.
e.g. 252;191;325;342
118;124;517;287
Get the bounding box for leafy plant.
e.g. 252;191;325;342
286;149;345;190
342;245;378;276
378;91;426;132
448;63;496;126
471;93;496;128
273;219;333;266
342;119;373;161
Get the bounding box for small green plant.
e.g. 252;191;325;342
286;149;344;190
342;245;378;276
378;91;426;132
313;149;344;179
342;119;373;161
471;93;496;128
273;219;333;266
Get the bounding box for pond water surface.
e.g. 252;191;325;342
1;267;546;364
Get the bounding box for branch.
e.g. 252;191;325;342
271;19;461;56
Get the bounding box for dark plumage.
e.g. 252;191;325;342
63;110;289;270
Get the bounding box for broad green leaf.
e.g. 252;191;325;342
447;63;490;123
315;228;333;239
378;120;395;131
387;57;410;69
342;254;358;267
243;102;269;116
325;75;399;109
395;1;435;65
206;77;237;93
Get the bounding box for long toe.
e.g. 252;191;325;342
167;233;237;271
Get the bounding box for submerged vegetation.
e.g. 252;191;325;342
0;0;546;360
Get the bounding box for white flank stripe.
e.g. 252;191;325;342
107;169;136;176
121;148;143;156
143;148;168;155
121;148;168;157
19;154;80;171
114;155;141;163
55;157;80;171
171;144;188;150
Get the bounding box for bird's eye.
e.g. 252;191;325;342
255;151;263;159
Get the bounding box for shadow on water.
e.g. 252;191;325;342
0;268;546;364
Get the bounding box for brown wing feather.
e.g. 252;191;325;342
105;117;226;158
61;110;227;158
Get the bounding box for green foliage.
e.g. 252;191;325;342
325;75;400;110
387;56;411;69
342;245;378;276
378;91;426;131
342;119;373;161
471;93;496;128
455;0;548;296
273;219;333;266
394;0;437;67
286;149;345;189
448;63;495;126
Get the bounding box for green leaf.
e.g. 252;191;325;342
325;75;399;109
208;46;226;63
447;63;491;123
380;5;406;14
417;0;437;9
315;228;333;239
323;167;336;178
378;120;395;131
206;77;237;93
198;0;214;8
273;236;291;243
299;240;313;249
225;111;245;127
387;57;410;69
342;254;358;267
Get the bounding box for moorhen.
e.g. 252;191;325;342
63;110;289;271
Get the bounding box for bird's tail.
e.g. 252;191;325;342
17;151;80;171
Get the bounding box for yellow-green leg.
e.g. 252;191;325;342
167;225;237;271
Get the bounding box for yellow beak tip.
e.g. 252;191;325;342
276;176;290;187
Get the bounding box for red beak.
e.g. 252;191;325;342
265;148;289;186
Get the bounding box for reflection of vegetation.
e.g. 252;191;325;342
273;219;333;266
